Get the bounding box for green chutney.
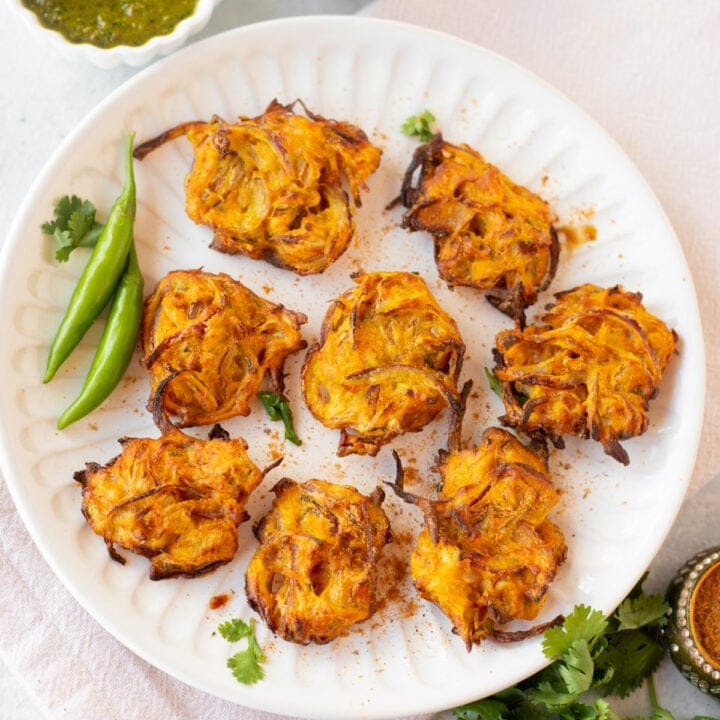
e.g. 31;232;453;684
21;0;198;48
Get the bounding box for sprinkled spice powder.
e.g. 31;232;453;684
21;0;197;48
209;592;232;611
690;561;720;668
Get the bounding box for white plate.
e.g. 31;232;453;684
0;15;705;720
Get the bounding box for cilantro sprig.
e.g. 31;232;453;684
401;110;437;142
218;617;266;685
258;391;302;445
452;578;706;720
41;194;103;262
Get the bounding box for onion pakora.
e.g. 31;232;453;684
389;388;566;649
141;269;306;427
245;478;392;645
75;421;266;581
399;135;558;324
493;283;678;465
134;99;382;275
301;271;465;456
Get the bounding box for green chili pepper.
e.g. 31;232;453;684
43;131;136;383
57;242;144;429
258;391;302;445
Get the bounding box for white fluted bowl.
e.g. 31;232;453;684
5;0;221;68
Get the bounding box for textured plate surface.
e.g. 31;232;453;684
0;16;705;720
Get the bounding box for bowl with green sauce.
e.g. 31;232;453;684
10;0;221;68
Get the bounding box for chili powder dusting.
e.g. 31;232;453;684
690;562;720;668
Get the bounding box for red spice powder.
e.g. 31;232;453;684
691;562;720;668
209;592;232;610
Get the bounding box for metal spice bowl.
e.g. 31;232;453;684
664;546;720;697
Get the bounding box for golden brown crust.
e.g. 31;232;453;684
493;283;678;464
75;426;262;580
134;99;382;275
245;478;392;644
301;271;465;456
388;427;566;649
141;269;306;428
400;135;558;324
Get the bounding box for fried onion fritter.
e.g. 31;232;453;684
399;135;558;324
389;420;566;649
141;269;306;428
75;424;264;580
493;283;678;465
245;478;392;645
301;271;465;456
134;99;382;275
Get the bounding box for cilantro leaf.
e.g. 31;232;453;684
453;687;545;720
527;679;579;709
542;605;607;660
218;617;253;642
401;110;437;142
564;700;613;720
227;634;265;685
453;697;509;720
557;640;595;696
614;593;668;631
218;617;266;685
595;628;665;698
258;391;302;445
41;194;103;262
593;699;622;720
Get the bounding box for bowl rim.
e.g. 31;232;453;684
5;0;220;67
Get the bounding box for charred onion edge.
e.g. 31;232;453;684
261;456;284;479
446;378;473;455
386;450;440;543
133;120;208;159
151;371;182;434
383;378;471;538
490;613;565;643
150;558;231;582
398;133;444;211
141;318;210;372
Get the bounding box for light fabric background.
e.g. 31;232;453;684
0;1;718;718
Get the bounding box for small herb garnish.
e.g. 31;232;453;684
401;110;437;142
484;366;529;407
258;391;302;445
484;367;503;397
41;194;103;262
218;617;266;685
452;578;703;720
